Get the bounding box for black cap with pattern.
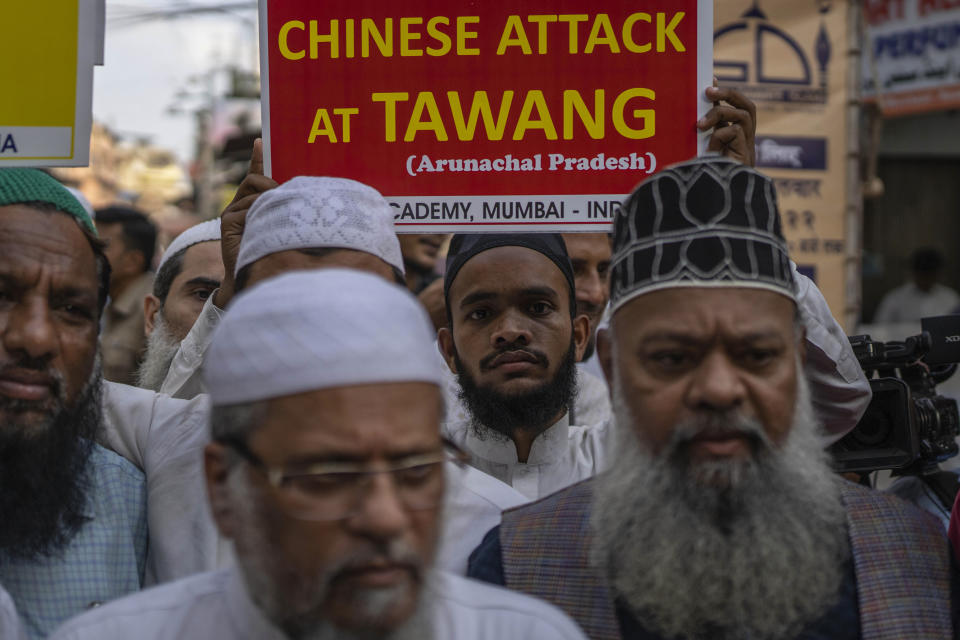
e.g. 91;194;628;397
610;156;795;314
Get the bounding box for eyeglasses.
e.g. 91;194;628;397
217;436;470;521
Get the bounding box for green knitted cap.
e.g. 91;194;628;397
0;168;96;235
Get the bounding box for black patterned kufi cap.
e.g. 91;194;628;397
444;233;577;317
609;156;795;314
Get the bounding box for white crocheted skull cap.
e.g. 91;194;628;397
235;176;403;277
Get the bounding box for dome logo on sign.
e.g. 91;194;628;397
714;1;831;106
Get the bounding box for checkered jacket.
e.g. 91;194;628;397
500;478;954;640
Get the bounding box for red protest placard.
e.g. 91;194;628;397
260;0;712;232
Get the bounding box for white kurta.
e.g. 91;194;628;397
438;463;528;574
572;368;610;427
577;351;606;381
158;296;222;399
49;569;588;640
0;584;25;640
99;383;525;583
874;282;960;325
793;266;874;444
443;413;611;501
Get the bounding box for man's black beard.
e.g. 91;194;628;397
454;339;578;439
0;359;101;561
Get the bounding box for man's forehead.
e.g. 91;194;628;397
180;239;223;271
562;233;611;261
614;287;796;336
450;245;568;300
245;248;394;290
253;383;443;459
0;205;97;275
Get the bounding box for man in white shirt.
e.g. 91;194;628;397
874;247;960;326
157;145;406;399
137;219;223;392
99;174;526;583
436;232;873;500
101;382;525;582
54;270;586;640
439;233;609;500
561;233;613;426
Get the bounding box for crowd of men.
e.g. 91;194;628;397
0;86;956;640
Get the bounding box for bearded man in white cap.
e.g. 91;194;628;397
51;270;587;640
137;219;223;392
469;156;955;640
155;144;407;399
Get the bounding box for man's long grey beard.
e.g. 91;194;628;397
590;364;850;640
227;469;435;640
137;312;181;391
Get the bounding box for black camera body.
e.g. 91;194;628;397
829;316;960;474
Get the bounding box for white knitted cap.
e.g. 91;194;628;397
234;176;403;278
157;219;222;272
203;268;443;406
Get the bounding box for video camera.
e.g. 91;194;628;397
829;315;960;474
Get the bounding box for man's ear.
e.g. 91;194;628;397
144;294;160;337
437;327;459;374
597;327;613;393
572;314;590;362
204;442;238;540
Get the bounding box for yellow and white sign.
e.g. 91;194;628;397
0;1;97;166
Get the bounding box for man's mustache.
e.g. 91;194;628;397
668;412;772;457
327;541;425;585
478;341;549;371
0;357;65;406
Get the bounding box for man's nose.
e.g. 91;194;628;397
577;271;606;308
3;296;59;362
686;351;746;412
490;309;532;347
346;473;410;541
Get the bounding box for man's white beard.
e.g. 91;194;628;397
137;312;180;392
590;364;850;640
227;469;435;640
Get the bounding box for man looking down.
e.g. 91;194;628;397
99;173;526;583
52;269;587;640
